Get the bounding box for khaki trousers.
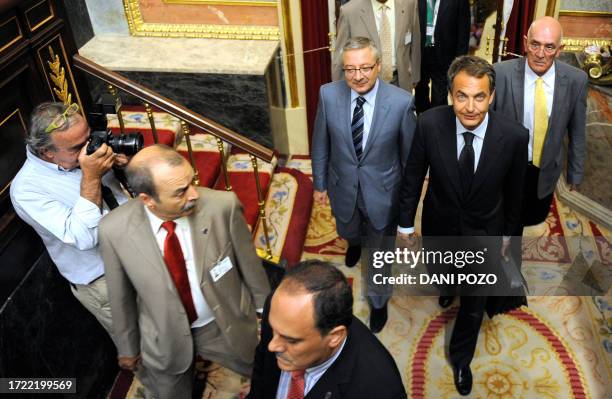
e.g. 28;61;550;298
70;276;114;340
138;320;252;399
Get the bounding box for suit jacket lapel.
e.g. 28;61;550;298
511;59;525;121
127;203;175;292
338;83;358;163
360;1;380;48
469;113;503;200
361;80;389;161
436;108;463;200
188;198;211;282
548;60;567;140
434;0;449;36
395;0;407;50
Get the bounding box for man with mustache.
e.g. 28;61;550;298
248;260;406;399
99;145;270;398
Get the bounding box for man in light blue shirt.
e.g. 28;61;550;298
312;37;416;333
10;102;128;338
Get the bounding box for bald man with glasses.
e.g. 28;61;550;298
492;16;588;272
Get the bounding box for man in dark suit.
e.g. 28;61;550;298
492;16;587;268
414;0;470;113
247;260;406;399
312;37;416;332
398;55;528;395
99;145;270;399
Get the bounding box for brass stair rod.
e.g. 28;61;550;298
143;103;159;144
107;84;125;135
250;154;273;260
180;121;200;186
216;138;232;191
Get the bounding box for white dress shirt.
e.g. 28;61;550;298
523;61;555;161
398;113;490;234
371;0;397;69
275;337;347;399
145;208;215;328
350;78;380;150
10;147;128;284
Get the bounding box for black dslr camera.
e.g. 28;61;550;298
86;129;144;156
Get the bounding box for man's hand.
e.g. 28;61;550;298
313;190;329;206
118;355;141;371
79;144;115;207
501;239;510;259
114;153;129;168
398;231;418;249
79;143;115;179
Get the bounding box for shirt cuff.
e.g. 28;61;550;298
397;226;415;234
73;196;103;228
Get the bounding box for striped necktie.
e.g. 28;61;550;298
352;96;366;160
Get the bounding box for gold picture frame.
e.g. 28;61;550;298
123;0;280;40
163;0;277;6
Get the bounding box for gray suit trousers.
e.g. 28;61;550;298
337;187;396;309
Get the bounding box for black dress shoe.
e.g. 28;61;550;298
369;303;388;333
438;295;454;308
345;245;361;267
453;365;473;396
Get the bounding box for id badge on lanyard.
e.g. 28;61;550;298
427;0;441;45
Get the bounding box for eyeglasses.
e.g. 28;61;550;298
45;103;80;134
527;41;558;54
343;63;378;76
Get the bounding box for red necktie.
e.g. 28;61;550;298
286;370;305;399
161;221;197;324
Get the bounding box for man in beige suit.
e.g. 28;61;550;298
99;145;270;399
333;0;421;91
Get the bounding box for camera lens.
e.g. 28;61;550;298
110;133;144;156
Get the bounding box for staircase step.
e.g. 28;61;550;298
253;167;313;267
176;133;228;188
214;151;277;229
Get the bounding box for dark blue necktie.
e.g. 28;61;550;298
351;96;366;160
459;132;475;197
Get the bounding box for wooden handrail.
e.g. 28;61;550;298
73;54;275;162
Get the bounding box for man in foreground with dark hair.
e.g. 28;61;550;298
99;144;270;399
247;260;406;399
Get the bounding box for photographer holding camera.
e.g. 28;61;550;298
10;102;131;339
